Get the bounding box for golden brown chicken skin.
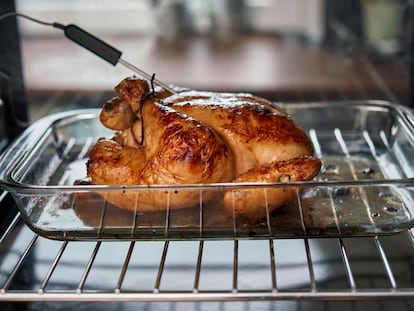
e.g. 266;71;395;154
87;77;321;219
88;95;235;212
162;91;314;176
223;155;321;219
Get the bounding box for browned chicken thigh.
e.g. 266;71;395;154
87;77;321;219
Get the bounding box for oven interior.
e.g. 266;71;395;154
1;0;414;310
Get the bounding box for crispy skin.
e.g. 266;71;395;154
100;97;135;130
223;156;321;219
87;78;321;219
115;76;150;111
139;101;235;185
87;139;145;185
100;77;149;131
88;98;235;212
163;91;313;175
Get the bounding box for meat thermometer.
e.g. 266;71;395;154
0;12;176;94
59;24;176;94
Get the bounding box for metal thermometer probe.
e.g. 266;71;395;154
61;24;176;94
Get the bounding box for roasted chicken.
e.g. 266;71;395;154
87;77;321;219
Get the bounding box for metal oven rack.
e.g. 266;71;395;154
2;102;414;307
2;188;414;304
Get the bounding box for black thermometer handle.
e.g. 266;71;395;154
63;24;122;65
55;22;175;93
1;13;175;92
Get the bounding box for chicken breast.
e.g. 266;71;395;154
87;77;321;219
163;91;314;176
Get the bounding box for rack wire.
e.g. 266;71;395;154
1;195;414;302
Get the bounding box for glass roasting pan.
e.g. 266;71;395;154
1;100;414;241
